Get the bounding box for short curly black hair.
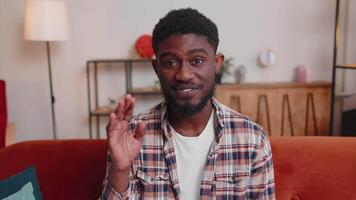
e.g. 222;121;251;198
152;8;219;54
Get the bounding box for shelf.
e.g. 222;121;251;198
91;106;112;116
336;64;356;69
335;90;356;98
87;59;151;64
127;87;162;95
330;0;356;136
87;59;159;138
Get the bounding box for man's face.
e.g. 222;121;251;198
152;33;223;116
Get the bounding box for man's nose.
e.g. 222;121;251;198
175;61;194;81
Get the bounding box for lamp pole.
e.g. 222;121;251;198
46;41;57;139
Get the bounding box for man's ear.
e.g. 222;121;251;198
214;53;224;73
152;59;159;76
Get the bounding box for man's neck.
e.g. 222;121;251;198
168;100;213;137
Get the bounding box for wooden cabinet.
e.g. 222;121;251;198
215;82;331;136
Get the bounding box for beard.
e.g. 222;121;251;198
162;81;215;117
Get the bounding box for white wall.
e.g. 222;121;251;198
0;0;341;141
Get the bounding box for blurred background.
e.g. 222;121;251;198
0;0;355;143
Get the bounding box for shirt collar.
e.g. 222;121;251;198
159;97;226;140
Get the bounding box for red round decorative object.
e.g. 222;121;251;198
135;35;154;59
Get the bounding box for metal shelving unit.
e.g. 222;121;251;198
330;0;356;135
86;59;161;139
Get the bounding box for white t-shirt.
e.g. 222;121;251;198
171;112;215;200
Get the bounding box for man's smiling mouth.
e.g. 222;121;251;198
172;84;200;98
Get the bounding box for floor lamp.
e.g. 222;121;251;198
24;0;68;139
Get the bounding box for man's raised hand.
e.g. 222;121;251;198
106;94;145;172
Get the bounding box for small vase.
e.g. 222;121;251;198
296;65;307;83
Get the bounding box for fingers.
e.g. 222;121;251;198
106;113;116;135
110;112;116;121
114;94;135;121
124;95;135;120
133;122;145;142
115;100;125;120
106;94;136;140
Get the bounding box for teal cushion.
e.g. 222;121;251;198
2;182;36;200
0;166;42;200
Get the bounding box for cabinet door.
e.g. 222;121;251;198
215;84;330;136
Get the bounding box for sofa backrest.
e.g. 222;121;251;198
270;136;356;200
0;139;107;200
0;137;355;199
0;80;7;148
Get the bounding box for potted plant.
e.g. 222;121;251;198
216;57;233;84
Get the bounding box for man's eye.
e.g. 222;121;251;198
192;59;204;65
164;60;178;67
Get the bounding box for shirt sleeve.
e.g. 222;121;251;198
101;177;129;200
248;133;276;199
101;153;131;200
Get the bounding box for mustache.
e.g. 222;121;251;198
171;83;200;90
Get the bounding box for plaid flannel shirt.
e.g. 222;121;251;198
102;98;275;200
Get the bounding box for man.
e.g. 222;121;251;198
102;8;275;200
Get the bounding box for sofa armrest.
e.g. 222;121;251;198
0;139;107;200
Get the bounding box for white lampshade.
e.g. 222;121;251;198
24;0;68;41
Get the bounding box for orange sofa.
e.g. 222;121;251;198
0;137;356;199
